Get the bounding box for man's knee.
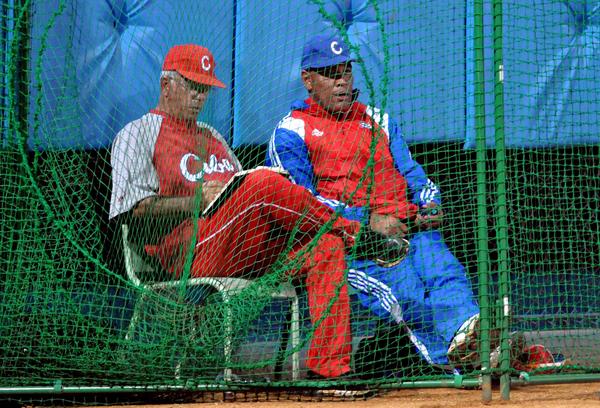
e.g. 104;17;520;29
244;168;289;191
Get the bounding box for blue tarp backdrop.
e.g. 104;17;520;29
465;0;600;148
28;0;233;150
22;0;600;150
232;0;466;146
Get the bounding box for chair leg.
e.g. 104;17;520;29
273;300;294;381
290;295;300;381
125;293;146;341
127;292;184;380
223;294;234;382
272;294;301;381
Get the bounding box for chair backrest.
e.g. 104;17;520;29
121;223;158;286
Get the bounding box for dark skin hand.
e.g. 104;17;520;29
370;202;444;239
369;213;408;239
414;202;444;230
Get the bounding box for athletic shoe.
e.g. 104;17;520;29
352;227;409;267
447;314;501;369
489;331;527;369
353;324;423;379
305;370;377;399
511;344;570;373
306;369;362;381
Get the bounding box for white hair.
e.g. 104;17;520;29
160;70;180;80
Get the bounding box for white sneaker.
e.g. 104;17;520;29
448;314;500;368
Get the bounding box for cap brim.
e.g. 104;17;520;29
178;70;226;89
302;56;354;70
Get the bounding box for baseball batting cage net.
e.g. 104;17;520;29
1;0;599;402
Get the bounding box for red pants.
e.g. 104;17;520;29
153;169;359;377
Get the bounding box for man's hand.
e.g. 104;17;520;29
201;180;225;209
414;202;444;230
369;213;408;238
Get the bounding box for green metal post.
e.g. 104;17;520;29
15;0;30;135
492;0;511;400
473;0;493;403
0;376;488;396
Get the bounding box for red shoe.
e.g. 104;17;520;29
512;344;569;374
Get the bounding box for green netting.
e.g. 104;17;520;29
1;0;599;402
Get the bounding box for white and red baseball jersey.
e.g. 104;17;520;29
109;109;242;221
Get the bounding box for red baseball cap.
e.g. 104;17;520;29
162;44;226;88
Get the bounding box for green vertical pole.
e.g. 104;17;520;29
492;0;511;400
15;0;30;135
473;0;492;402
1;0;8;143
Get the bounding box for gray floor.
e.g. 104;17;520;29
232;329;600;380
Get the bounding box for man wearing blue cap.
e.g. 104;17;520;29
267;33;491;374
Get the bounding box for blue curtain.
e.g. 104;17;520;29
465;0;600;148
232;0;466;146
24;1;600;149
27;0;233;150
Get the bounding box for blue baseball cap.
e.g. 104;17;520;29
301;34;354;70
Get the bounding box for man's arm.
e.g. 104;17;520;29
132;181;224;219
267;118;368;222
387;117;442;206
109;118;160;220
387;117;444;228
111;115;227;223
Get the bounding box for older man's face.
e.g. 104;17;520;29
168;74;211;121
302;63;354;115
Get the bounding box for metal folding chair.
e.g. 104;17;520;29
121;223;300;381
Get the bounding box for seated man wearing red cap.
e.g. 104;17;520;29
109;43;404;381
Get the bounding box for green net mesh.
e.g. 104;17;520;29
0;0;599;399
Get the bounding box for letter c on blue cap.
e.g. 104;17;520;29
330;41;343;55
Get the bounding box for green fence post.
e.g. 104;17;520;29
473;0;493;403
492;0;511;400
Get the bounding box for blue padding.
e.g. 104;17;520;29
27;0;233;150
26;1;598;149
232;0;466;146
231;0;333;147
465;1;600;148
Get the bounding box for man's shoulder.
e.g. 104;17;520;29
361;104;385;119
112;112;163;153
196;120;226;142
196;121;243;170
117;112;163;138
361;104;394;134
275;112;307;139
